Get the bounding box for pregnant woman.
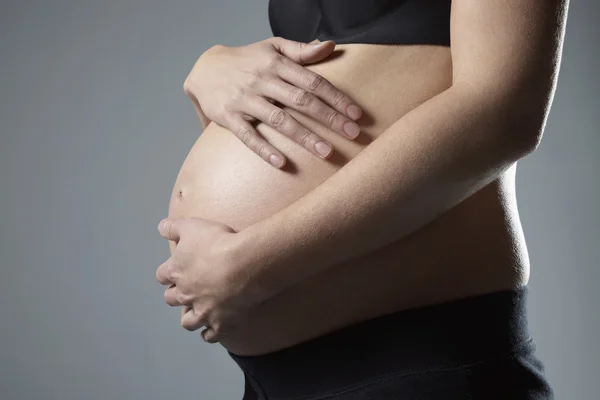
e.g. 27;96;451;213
156;0;568;398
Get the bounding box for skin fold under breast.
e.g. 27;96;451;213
167;43;530;356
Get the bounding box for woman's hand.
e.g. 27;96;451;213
155;217;265;344
183;37;363;168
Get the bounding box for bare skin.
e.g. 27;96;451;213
168;43;530;355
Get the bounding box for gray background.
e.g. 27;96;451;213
0;0;597;399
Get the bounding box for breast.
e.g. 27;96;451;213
168;44;453;234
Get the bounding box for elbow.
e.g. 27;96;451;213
508;98;552;157
510;71;560;156
464;69;558;158
499;84;556;158
506;116;544;159
521;125;544;156
456;80;551;159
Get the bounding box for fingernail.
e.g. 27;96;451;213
269;154;285;168
343;121;360;139
346;104;362;120
158;219;167;232
315;141;332;157
313;40;333;48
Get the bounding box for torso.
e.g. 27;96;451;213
168;43;530;356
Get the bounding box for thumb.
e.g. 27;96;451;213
269;37;335;65
157;218;182;242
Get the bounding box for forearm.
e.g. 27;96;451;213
232;82;543;302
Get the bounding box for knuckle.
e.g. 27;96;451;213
255;142;269;160
164;290;174;304
174;290;183;302
195;308;209;323
211;323;223;336
210;43;225;52
166;257;177;272
181;318;194;331
298;129;312;147
305;73;325;91
205;44;226;57
159;261;174;281
244;70;261;88
291;89;311;107
221;109;235;123
231;88;245;104
176;292;188;305
237;127;253;145
183;78;192;96
269;109;287;126
264;53;282;70
331;90;345;107
327;110;338;128
265;36;281;47
168;268;179;285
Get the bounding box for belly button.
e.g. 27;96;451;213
177;189;184;200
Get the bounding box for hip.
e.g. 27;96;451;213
230;286;553;400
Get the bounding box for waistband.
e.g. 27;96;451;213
228;286;533;399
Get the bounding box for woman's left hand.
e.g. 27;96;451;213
155;217;259;343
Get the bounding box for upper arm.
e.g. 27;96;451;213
450;0;569;142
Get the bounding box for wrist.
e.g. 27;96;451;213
228;223;278;304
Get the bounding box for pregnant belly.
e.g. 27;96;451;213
167;44;528;356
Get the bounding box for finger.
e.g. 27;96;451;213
267;37;336;65
241;96;335;160
164;284;192;307
276;57;363;121
157;218;183;242
183;84;212;130
260;78;360;140
225;112;288;168
181;305;192;318
201;327;220;344
156;260;174;285
181;308;206;332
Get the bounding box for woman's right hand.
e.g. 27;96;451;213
183;37;363;168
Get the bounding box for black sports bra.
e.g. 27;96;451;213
268;0;452;47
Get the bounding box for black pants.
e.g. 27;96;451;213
228;286;553;399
